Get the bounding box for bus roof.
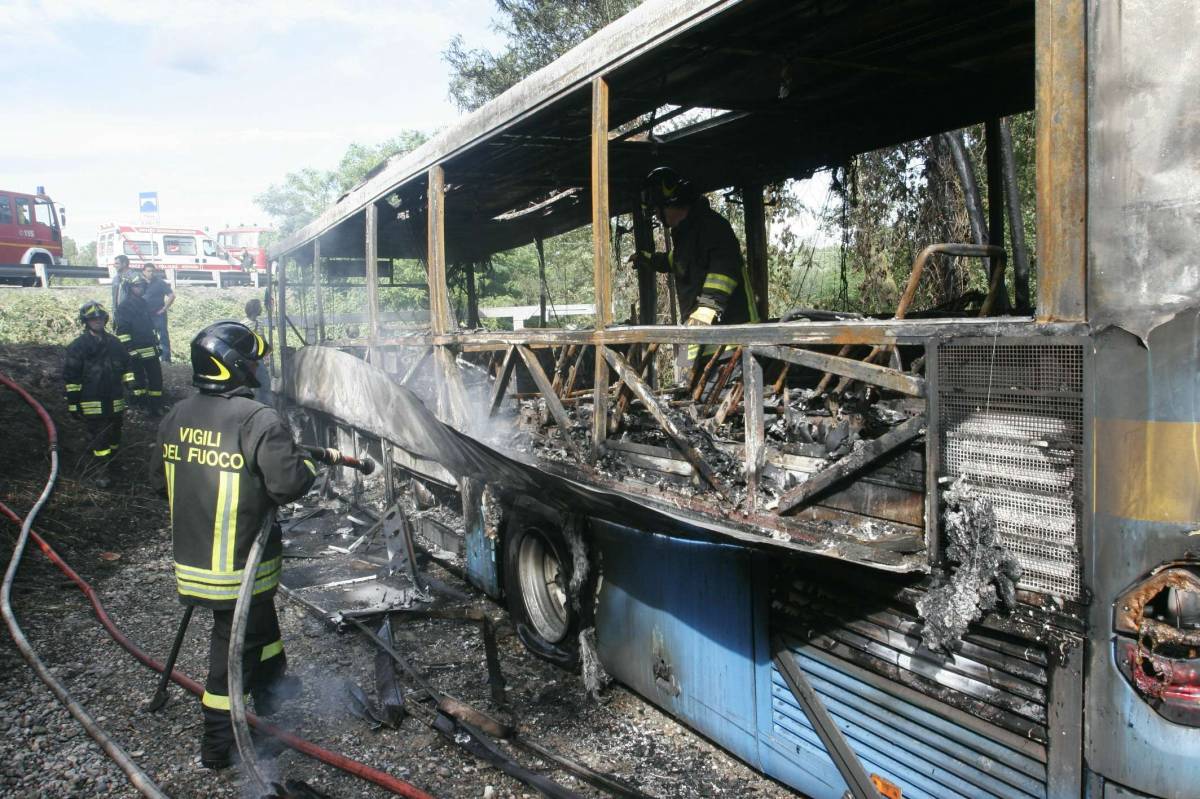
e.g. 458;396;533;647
273;0;1033;263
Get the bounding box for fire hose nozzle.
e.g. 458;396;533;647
303;445;376;475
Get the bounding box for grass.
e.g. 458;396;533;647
0;285;262;347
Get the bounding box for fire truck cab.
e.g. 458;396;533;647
216;226;270;272
0;188;65;268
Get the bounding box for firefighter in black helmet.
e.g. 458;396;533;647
151;321;316;769
63;301;135;487
116;274;165;415
638;167;759;361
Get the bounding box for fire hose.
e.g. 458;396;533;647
0;372;169;798
228;445;376;796
0;374;433;799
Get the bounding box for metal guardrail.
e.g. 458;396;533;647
0;264;109;282
0;264;258;288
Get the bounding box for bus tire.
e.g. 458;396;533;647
504;521;581;670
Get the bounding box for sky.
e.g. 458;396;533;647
1;0;501;246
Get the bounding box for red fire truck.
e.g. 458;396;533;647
0;188;65;268
216;226;270;271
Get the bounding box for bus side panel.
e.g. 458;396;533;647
1087;312;1200;798
591;522;765;771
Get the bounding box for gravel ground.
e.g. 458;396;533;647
0;344;801;799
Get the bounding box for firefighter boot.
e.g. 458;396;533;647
93;466;112;490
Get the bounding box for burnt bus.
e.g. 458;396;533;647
269;2;1199;797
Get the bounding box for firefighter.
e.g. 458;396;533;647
151;321;316;769
116;274;165;415
63;301;134;487
110;254;133;324
638;167;759;362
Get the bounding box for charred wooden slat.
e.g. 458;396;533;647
714;381;743;426
754;344;926;397
516;345;585;461
743;350;765;509
361;318;1081;351
601;346;727;497
703;347;742;413
691;344;726;401
778;416;926;515
551;344;575;394
563;344;588;397
488;346;517;417
610;342;659;434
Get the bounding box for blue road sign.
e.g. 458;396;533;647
139;192;159;214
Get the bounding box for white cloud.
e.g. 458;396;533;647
4;0;504;246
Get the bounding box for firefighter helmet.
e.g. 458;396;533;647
191;321;270;393
78;300;109;325
126;275;149;291
641;166;695;210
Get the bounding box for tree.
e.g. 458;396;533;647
61;236;97;265
444;0;643;111
255;131;429;236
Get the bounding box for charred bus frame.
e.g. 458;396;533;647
270;2;1199;798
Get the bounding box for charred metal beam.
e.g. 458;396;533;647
511;736;658;799
778;416;926;515
435;346;470;428
400;347;431;386
753;345;926;397
489;346;517;417
1000;117;1031;314
771;637;881;799
516;345;585;461
432;712;584;799
602;346;727;497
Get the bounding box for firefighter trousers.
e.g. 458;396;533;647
83;415;123;469
131;351;163;410
200;600;288;762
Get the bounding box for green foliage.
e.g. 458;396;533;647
0;287;261;347
255;132;429;237
443;0;643;111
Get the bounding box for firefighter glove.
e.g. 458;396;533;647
687;306;717;326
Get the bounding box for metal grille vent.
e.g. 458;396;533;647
937;342;1084;598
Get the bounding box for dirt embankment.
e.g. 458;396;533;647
0;343;798;799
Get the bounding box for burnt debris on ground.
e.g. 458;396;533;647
0;344;795;799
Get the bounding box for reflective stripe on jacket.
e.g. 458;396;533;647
63;331;134;417
667;196;757;325
116;295;159;358
153;391;316;609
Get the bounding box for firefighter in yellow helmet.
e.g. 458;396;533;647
151;321;316;769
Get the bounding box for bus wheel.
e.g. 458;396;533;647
505;523;580;670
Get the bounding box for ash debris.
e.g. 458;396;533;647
917;477;1022;652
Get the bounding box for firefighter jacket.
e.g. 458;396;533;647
63;330;134;417
116;295;159;360
658;197;758;325
152;390;317;609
